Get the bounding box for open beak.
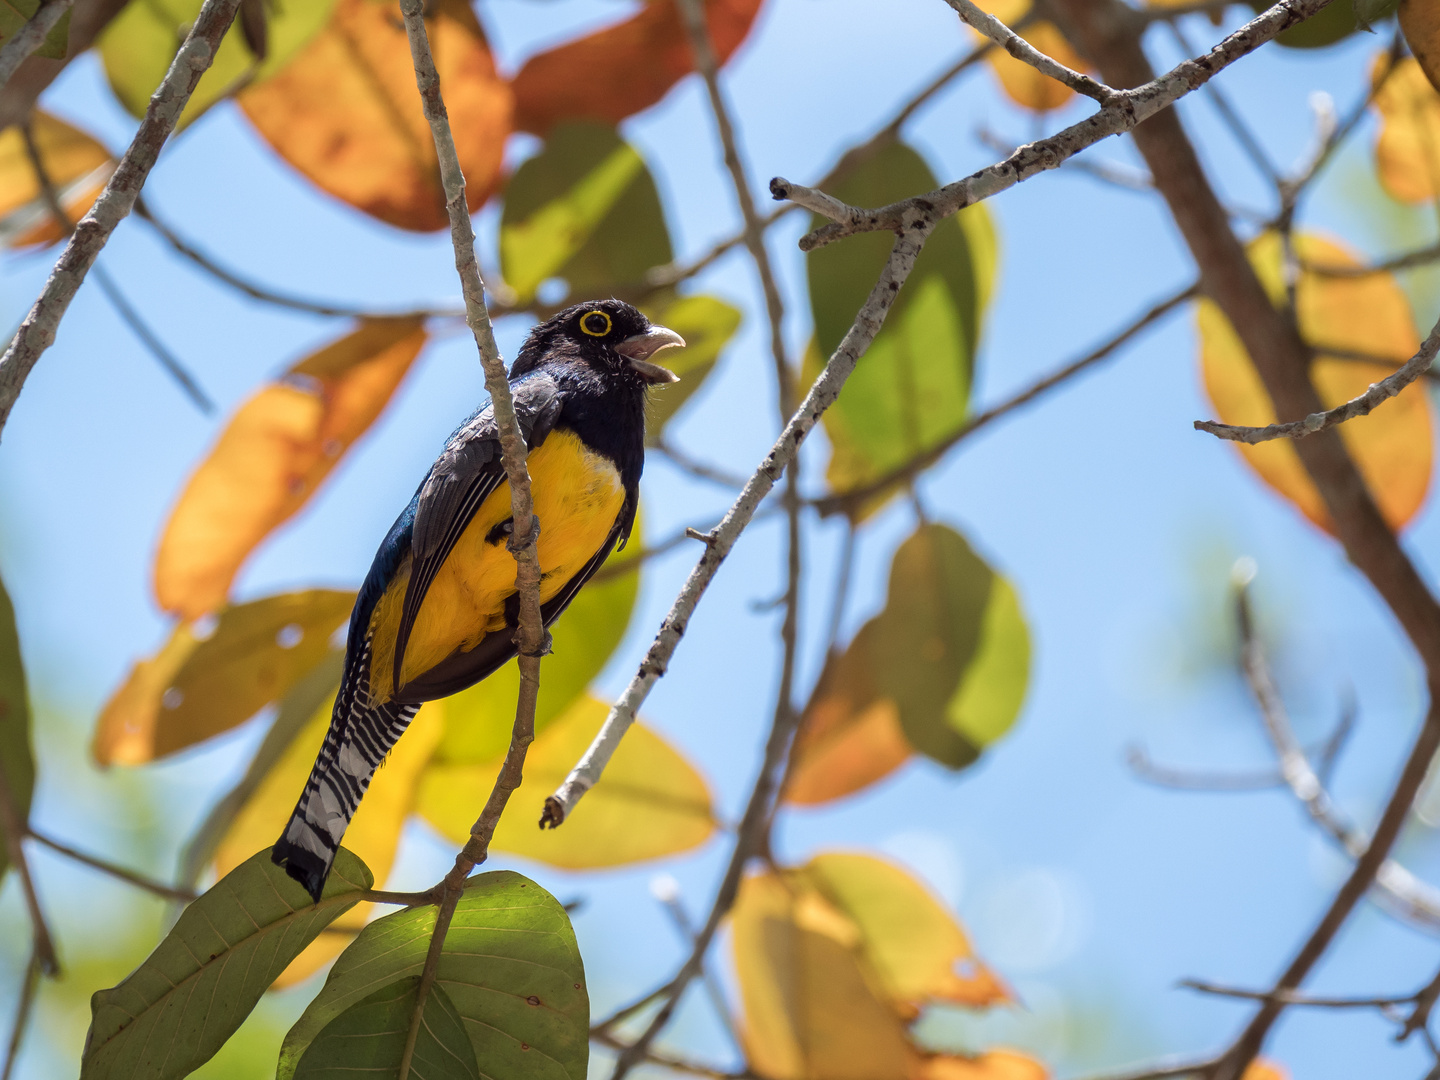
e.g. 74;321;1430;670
616;325;684;384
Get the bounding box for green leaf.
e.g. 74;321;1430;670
642;294;742;438
81;848;373;1080
0;0;69;58
293;977;480;1080
98;0;337;128
0;573;32;883
500;122;672;305
433;509;642;764
278;871;588;1080
804;142;996;519
95;589;355;765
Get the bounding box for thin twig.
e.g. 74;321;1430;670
134;198;470;321
652;437;751;489
946;0;1116;103
0;0;244;439
592;1030;757;1080
0;949;39;1080
394;0;545;1072
19;121;214;415
1182;979;1415;1009
650;875;743;1056
1303;243;1440;279
816;281;1197;517
0;766;55;976
1071;1058;1219;1080
781;0;1340;252
27;828;197;903
1169;21;1281;189
1195;311;1440;444
0;0;74;91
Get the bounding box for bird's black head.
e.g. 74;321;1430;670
510;299;685;385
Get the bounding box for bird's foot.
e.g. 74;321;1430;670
506;514;541;554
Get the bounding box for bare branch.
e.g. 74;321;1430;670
1195;311;1440;444
652;437;750;489
1182;979;1415;1009
816;281;1197;517
1303;242;1440;279
0;765;55;976
945;0;1115;103
0;0;244;439
134;198;470;321
1071;1058;1218;1080
0;0;74;91
394;0;546;1071
27;828;197;903
780;0;1337;252
0;949;40;1080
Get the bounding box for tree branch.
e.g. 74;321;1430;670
0;0;74;91
27;828;197;903
0;948;39;1080
0;0;244;439
1047;2;1440;1074
945;0;1115;103
0;759;55;976
394;0;545;1072
1196;311;1440;444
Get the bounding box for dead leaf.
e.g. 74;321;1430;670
970;0;1089;112
239;0;510;231
154;318;426;618
417;693;715;869
512;0;764;135
0;111;113;248
1373;55;1440;204
94;590;354;766
1198;231;1433;531
213;695;443;988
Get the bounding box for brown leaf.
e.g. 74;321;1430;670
155;319;427;618
1373;54;1440;204
239;0;510;231
0;110;112;247
512;0;764;136
93;590;355;766
1198;232;1433;532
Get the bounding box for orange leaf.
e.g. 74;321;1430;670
785;626;912;806
0;111;113;248
1242;1062;1289;1080
155;319;427;618
1198;232;1433;532
970;0;1088;112
920;1050;1048;1080
1373;54;1440;204
239;0;510;231
512;0;764;136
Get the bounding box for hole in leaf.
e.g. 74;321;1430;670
276;624;304;649
162;687;184;710
192;614;219;641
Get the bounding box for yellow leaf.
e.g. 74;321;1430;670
1373;55;1440;204
1242;1062;1289;1080
1402;0;1440;95
970;0;1088;112
239;0;510;231
0;111;113;248
213;696;444;988
154;318;426;618
731;869;916;1080
800;852;1009;1010
920;1050;1048;1080
94;590;354;766
1198;231;1433;532
417;694;715;869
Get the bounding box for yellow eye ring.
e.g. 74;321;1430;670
580;310;612;337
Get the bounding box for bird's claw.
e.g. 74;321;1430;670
506;515;541;554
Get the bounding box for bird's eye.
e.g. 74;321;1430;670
580;310;612;337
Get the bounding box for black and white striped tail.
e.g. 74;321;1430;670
272;640;419;903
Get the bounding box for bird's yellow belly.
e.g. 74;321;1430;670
367;429;625;699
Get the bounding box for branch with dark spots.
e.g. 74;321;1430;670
0;0;74;91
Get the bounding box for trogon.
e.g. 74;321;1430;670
272;299;684;901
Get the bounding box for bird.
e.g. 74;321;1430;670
271;299;684;902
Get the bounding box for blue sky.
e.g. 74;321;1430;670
1;0;1438;1077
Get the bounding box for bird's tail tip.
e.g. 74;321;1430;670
271;840;330;905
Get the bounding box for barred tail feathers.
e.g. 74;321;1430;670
272;647;419;903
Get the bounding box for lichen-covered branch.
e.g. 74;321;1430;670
0;0;74;90
944;0;1113;102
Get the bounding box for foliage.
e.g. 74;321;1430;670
0;0;1438;1078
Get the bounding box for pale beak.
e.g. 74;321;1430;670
616;325;684;384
